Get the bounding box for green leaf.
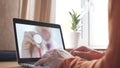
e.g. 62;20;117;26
69;9;81;31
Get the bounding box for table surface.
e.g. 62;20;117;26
0;61;23;68
0;49;72;68
0;61;50;68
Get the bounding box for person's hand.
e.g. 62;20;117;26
22;31;36;58
70;46;104;60
34;49;73;68
22;31;36;45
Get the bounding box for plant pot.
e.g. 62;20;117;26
63;32;80;49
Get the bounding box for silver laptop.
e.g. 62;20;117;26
13;18;65;68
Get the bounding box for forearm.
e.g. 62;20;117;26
21;42;32;58
102;0;120;67
59;57;101;68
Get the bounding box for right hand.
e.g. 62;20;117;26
22;31;36;46
35;49;73;68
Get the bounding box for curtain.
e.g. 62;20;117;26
0;0;19;50
18;0;51;23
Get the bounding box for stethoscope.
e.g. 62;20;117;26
33;33;42;48
33;33;52;56
33;33;43;56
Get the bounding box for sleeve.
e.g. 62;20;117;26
58;57;99;68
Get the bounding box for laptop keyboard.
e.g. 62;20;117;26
21;63;50;68
21;63;35;68
27;62;35;64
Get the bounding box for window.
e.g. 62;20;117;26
56;0;81;31
55;0;109;49
56;0;83;49
89;0;109;49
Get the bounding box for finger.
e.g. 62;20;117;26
41;52;51;58
76;46;91;51
23;32;35;44
72;51;91;60
71;51;81;55
34;58;48;66
70;46;84;53
70;46;91;54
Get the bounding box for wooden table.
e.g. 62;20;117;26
0;61;23;68
0;49;72;68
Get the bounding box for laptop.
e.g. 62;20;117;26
13;18;65;68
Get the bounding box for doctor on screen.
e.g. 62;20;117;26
21;26;59;58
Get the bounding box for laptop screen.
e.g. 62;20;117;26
13;18;65;60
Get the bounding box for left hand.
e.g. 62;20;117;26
70;46;104;60
34;49;73;68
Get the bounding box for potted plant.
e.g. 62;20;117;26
68;10;81;48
